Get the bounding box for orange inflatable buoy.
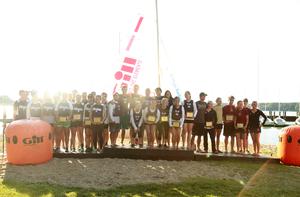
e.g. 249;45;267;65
278;126;300;166
5;120;53;165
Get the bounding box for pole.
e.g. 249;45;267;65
155;0;161;87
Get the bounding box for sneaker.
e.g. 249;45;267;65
218;150;223;153
54;147;61;153
131;144;135;148
65;148;69;153
139;144;143;148
246;150;251;154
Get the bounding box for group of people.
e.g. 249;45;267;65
13;84;267;156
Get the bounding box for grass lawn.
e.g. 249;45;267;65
1;160;299;197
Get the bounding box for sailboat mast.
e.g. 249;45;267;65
155;0;161;87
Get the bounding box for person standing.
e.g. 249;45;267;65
191;92;207;152
70;94;84;152
204;101;217;153
130;84;142;109
143;98;160;148
13;90;28;120
101;92;109;147
157;98;170;148
249;101;267;156
164;90;173;108
182;91;197;150
223;96;236;153
108;93;121;147
169;97;185;149
55;93;73;153
26;91;42;120
142;88;152;109
234;101;249;153
130;102;144;147
243;98;251;154
213;97;223;153
119;85;130;145
83;94;94;152
91;95;107;151
41;93;56;149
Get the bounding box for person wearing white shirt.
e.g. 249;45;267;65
213;97;223;153
169;97;185;149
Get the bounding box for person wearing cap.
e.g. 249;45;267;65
108;93;121;147
143;98;160;148
204;101;217;153
83;94;94;152
55;93;73;153
223;96;236;153
26;91;42;120
13;90;29;120
169;97;185;149
213;97;223;153
182;91;197;150
119;85;131;146
243;98;251;154
191;92;207;152
234;100;249;153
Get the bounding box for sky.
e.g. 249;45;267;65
0;0;300;103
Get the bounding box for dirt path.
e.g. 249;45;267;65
2;158;252;189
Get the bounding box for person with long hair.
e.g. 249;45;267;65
108;93;121;147
55;93;73;153
234;100;249;153
164;90;173;108
249;101;267;156
182;91;197;150
169;97;185;149
130;102;144;147
243;98;251;154
101;92;109;147
157;98;170;148
91;95;107;152
213;97;223;153
204;101;217;153
83;94;94;152
143;98;160;148
70;94;84;152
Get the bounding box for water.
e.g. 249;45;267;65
0;105;284;145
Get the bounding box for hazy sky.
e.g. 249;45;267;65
0;0;299;102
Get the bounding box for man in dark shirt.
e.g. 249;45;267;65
191;92;207;152
119;85;130;145
13;90;28;120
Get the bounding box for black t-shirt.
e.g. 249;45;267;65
14;100;28;120
119;94;130;115
155;96;164;108
42;102;55;116
142;96;152;109
204;109;217;125
248;109;267;129
130;94;142;109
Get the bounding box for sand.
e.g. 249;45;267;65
2;158;250;190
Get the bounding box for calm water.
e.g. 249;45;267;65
0;106;285;146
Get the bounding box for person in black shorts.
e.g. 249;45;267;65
119;85;130;145
223;96;236;153
157;98;170;148
70;94;84;152
182;91;197;150
130;102;144;147
192;92;207;152
249;101;267;156
101;92;109;147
